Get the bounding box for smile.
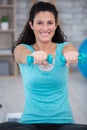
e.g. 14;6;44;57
40;32;50;36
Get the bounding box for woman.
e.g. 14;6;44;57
0;1;87;130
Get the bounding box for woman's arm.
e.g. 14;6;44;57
14;45;31;64
62;43;77;53
13;45;48;65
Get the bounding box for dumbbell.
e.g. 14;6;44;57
61;52;87;78
61;39;87;79
26;54;53;65
61;53;86;66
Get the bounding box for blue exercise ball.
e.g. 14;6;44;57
78;39;87;78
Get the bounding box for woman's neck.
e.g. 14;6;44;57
34;42;52;52
33;41;56;56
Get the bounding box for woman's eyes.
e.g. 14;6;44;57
48;22;53;24
37;22;53;25
37;22;42;25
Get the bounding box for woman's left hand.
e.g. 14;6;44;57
63;51;79;66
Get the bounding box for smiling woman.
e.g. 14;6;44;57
29;11;57;46
0;1;87;130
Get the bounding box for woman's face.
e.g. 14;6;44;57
29;11;57;43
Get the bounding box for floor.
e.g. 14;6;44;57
0;71;87;124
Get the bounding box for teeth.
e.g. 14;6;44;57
41;33;49;36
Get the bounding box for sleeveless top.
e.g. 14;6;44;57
19;42;74;124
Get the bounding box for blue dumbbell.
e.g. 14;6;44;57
26;54;53;65
61;53;86;66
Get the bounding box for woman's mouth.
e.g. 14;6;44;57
40;32;50;36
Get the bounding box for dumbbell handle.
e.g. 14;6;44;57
26;54;53;65
61;53;86;66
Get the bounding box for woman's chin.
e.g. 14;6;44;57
40;39;51;43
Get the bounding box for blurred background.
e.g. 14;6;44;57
0;0;87;124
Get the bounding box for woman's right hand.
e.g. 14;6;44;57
31;51;48;66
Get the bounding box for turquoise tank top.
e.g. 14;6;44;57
19;42;74;124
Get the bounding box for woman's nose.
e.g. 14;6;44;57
42;24;48;30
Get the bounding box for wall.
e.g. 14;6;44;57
0;0;87;124
16;0;87;48
16;0;32;39
56;0;87;48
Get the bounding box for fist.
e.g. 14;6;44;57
31;51;48;66
63;51;79;66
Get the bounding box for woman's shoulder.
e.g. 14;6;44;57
56;42;69;45
56;42;70;53
56;42;69;48
19;43;34;52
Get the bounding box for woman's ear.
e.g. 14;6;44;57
55;21;58;30
57;20;61;27
55;24;57;29
29;21;33;30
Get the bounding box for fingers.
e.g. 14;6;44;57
31;51;79;66
31;51;48;65
63;51;79;66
